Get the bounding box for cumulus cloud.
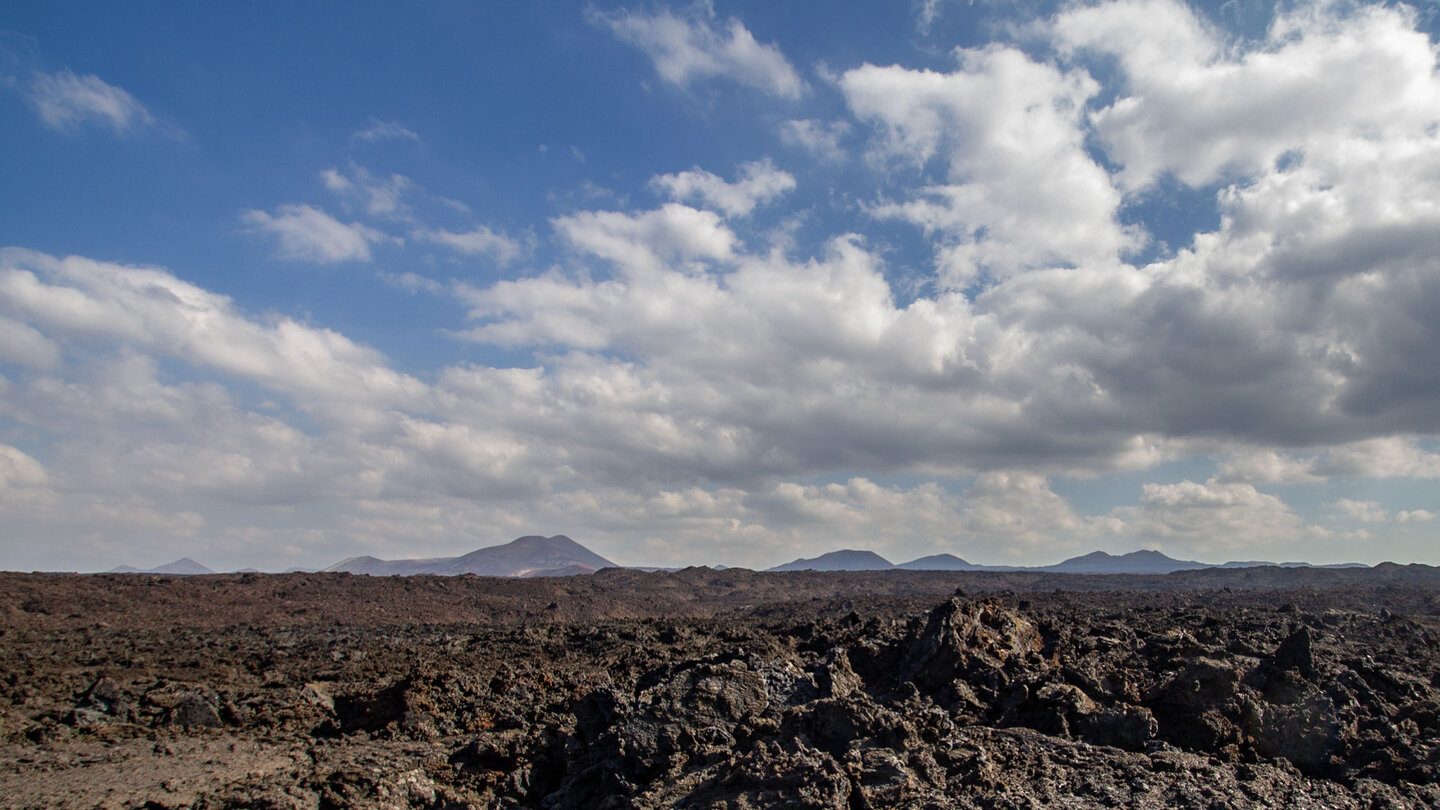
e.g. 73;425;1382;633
1331;500;1438;526
994;26;1440;449
1052;0;1440;190
1397;510;1437;523
1218;439;1440;484
415;225;526;264
235;0;1440;561
321;166;414;220
1113;478;1309;550
957;472;1119;556
339;476;1087;569
0;315;62;368
1321;440;1440;479
0;435;210;571
27;69;166;135
843;47;1142;285
0;249;428;412
455;220;1145;481
780;119;851;164
0;235;1410;569
1214;449;1324;485
242;204;388;263
1332;498;1388;523
555;477;974;567
5;351;359;506
595;5;805;98
11;1;1440;569
552;203;738;276
650;160;796;217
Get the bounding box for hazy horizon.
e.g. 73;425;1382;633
19;536;1385;576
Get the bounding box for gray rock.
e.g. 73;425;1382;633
163;693;222;727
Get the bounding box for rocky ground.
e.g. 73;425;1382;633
2;566;1440;808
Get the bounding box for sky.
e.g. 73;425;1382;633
2;0;1440;572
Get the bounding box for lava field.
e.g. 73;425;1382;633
2;566;1440;808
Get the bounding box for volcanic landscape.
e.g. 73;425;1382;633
4;563;1440;808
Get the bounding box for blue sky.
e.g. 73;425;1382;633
2;0;1439;571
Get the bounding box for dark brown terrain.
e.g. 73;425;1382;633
3;565;1440;808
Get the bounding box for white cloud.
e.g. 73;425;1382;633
1332;500;1439;525
427;42;1440;515
1215;449;1323;485
27;69;165;135
1332;498;1389;523
0;230;1419;569
596;5;805;99
378;271;446;295
650;160;796;217
915;0;946;34
1318;439;1440;479
843;47;1142;286
321;165;414;220
0;437;211;571
0;249;428;413
957;472;1118;556
1219;439;1440;484
780;119;851;164
415;225;525;264
1114;477;1308;550
454;223;1132;481
0;315;62;368
6;351;361;505
387;476;1071;569
1052;0;1440;191
551;203;738;276
0;444;47;490
242;204;388;263
352;119;421;144
319;165;526;265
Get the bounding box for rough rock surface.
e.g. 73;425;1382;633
2;568;1440;807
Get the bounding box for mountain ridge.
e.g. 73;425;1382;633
767;549;895;572
324;535;617;578
104;541;1370;577
107;557;216;576
896;553;983;571
769;548;1368;574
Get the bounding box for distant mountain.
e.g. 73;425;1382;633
896;553;985;571
109;557;216;576
768;549;894;572
759;547;1370;576
1041;549;1206;575
325;555;438;576
1219;560;1368;569
107;543;1373;579
325;535;617;578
